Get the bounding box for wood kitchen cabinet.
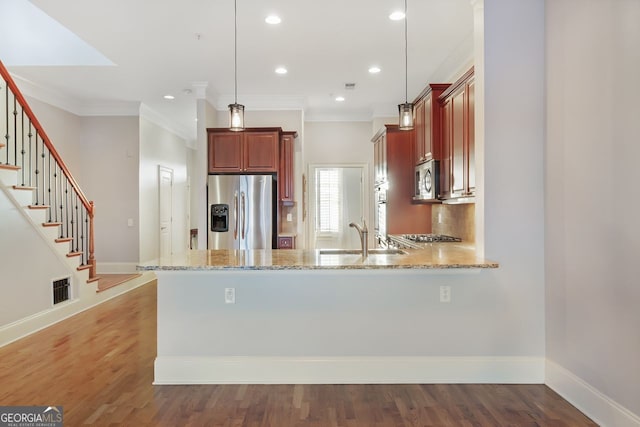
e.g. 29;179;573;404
208;128;279;173
279;131;297;205
277;235;295;249
413;84;450;165
373;131;387;185
438;68;475;200
372;125;431;235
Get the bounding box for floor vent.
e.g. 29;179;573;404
53;277;70;304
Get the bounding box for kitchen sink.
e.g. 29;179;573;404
318;248;408;255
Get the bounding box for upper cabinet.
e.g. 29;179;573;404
208;128;279;173
373;131;387;184
372;125;431;234
413;84;450;165
438;68;475;200
279;131;297;205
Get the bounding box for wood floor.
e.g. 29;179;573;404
0;281;597;426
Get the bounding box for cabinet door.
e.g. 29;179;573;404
440;98;452;199
423;95;434;161
244;131;279;172
451;86;466;196
414;98;426;164
466;78;475;195
279;134;294;204
208;132;242;172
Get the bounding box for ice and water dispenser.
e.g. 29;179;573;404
210;204;229;232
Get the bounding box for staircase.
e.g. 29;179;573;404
0;60;97;284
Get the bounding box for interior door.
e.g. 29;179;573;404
159;166;173;257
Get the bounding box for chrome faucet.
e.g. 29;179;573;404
349;220;368;258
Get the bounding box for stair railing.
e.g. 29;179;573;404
0;60;96;280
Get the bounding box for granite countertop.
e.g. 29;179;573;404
138;245;498;271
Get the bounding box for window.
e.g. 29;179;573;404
315;168;341;234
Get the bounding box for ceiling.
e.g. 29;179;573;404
1;0;474;140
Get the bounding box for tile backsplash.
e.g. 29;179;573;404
432;203;475;243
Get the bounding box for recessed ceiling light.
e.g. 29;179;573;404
335;96;345;102
265;15;281;25
389;11;405;20
275;67;288;75
369;66;381;74
163;95;175;100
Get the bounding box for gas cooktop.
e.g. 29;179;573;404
388;234;462;249
403;234;462;243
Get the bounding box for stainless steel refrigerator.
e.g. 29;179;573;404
207;174;276;250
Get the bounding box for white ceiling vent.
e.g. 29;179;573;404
344;83;356;90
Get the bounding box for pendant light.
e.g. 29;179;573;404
398;0;414;130
229;0;245;131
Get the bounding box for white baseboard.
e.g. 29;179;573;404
154;356;545;385
97;262;138;274
546;360;640;427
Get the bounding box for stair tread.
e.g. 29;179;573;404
0;164;20;171
77;264;92;271
66;251;82;257
12;185;36;191
28;205;50;210
55;237;73;243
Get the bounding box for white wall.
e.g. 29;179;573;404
0;187;72;326
545;0;640;421
25;98;141;270
139;117;189;262
79;116;139;268
26;97;83;177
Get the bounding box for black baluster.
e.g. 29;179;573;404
28;122;32;186
12;95;17;167
41;140;46;206
80;206;85;265
53;163;58;222
20;110;25;185
74;194;79;252
4;81;8;164
69;187;75;249
47;151;52;222
66;180;72;241
58;172;64;236
34;130;39;204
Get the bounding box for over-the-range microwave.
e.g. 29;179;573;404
414;159;440;201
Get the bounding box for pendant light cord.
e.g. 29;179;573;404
404;0;408;103
234;0;238;104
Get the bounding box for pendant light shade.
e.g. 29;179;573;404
397;0;414;130
398;102;414;130
229;0;245;131
229;103;244;131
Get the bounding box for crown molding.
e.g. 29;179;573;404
139;104;196;145
215;94;306;111
11;72;140;116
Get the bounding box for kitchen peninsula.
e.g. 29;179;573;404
141;248;497;385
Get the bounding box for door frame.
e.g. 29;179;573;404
158;165;174;257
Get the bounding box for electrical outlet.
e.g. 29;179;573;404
437;212;443;224
286;213;293;222
439;285;451;303
224;287;235;304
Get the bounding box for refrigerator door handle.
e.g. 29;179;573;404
241;191;246;239
233;191;239;240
